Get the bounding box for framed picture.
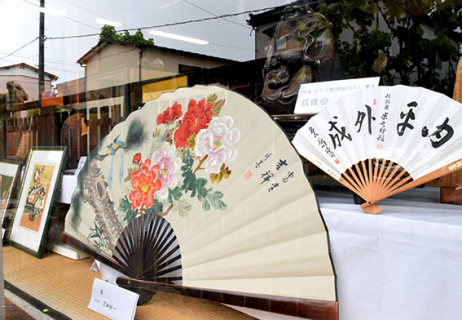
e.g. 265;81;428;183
0;160;21;230
8;146;67;258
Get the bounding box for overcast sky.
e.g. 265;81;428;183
0;0;292;84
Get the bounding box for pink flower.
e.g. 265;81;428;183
151;145;181;199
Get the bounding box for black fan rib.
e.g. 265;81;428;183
113;214;182;284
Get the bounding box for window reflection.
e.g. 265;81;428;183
0;0;460;170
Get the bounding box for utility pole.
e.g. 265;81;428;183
39;0;45;106
37;0;56;146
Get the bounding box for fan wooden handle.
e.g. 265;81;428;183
338;157;462;214
360;202;382;214
117;277;338;320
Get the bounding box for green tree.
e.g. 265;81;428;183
318;0;461;95
99;25;155;46
99;25;119;42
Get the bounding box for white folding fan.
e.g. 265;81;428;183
293;85;462;214
62;85;338;319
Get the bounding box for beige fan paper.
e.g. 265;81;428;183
63;85;337;319
293;85;462;214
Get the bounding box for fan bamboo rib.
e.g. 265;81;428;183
338;159;413;213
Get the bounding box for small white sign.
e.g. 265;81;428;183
294;77;380;114
88;278;139;320
90;260;128;285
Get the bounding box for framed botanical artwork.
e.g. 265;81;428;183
0;160;21;230
8;146;67;258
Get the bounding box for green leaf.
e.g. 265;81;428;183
119;196;137;223
179;149;228;210
180;150;209;198
210;190;224;198
124;209;137;223
181;149;194;171
372;52;388;74
119;196;132;212
172;199;192;217
205;192;228;211
181;149;196;193
202;198;211;211
168;187;183;202
99;25;154;45
182;173;195;195
195;178;208;200
145;198;164;215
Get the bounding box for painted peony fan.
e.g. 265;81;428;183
293;85;462;214
62;85;337;319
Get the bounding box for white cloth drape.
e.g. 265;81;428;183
319;187;462;320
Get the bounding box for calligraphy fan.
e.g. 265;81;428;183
293;85;462;214
62;85;337;319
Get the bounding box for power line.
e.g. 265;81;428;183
0;0;24;18
180;0;251;30
0;51;84;68
23;0;38;7
58;0;108;18
157;0;181;10
0;37;39;61
23;0;100;30
63;16;100;31
46;5;279;40
43;65;83;74
0;5;274;64
209;42;254;52
57;0;128;29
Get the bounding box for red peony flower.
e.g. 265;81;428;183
128;159;162;211
132;152;142;164
157;102;183;125
174;98;213;149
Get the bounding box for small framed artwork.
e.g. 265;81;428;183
8;146;67;258
0;160;21;231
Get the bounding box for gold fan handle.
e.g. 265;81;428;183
360;202;382;214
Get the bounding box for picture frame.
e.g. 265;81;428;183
0;160;21;231
8;146;67;258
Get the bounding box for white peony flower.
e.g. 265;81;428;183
195;116;240;173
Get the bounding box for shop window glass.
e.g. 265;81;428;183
0;1;461;318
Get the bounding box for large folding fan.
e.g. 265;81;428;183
62;85;338;319
293;85;462;214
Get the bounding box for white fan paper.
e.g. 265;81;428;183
63;85;337;318
293;85;462;213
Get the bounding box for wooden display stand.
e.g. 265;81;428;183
3;246;254;319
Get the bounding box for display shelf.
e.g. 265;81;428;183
3;246;254;320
